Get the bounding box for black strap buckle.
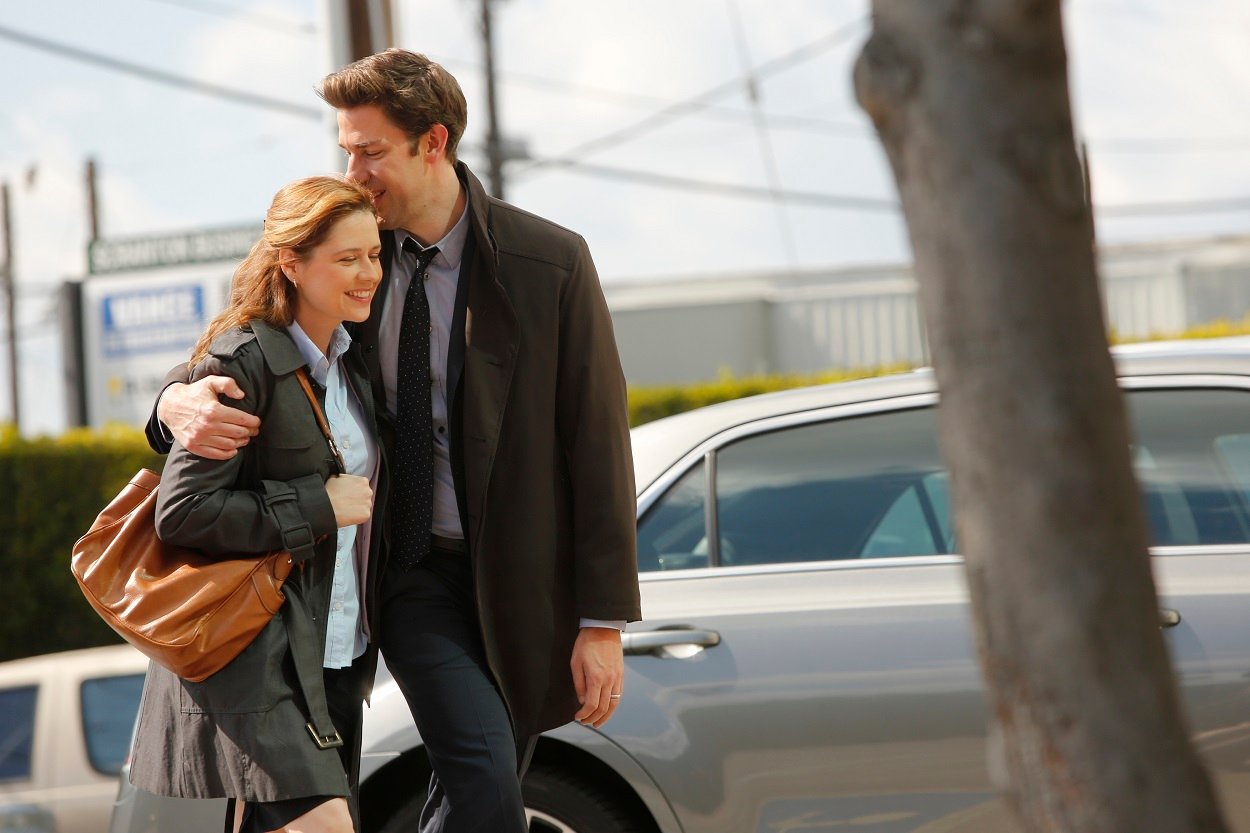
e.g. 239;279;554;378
306;723;344;750
281;522;314;553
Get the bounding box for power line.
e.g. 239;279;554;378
513;157;901;212
1075;3;1250;30
1098;196;1250;218
0;24;321;121
511;150;1250;219
137;0;317;34
6;22;1247;221
727;0;798;266
438;57;870;137
514;16;869;174
1089;136;1250;153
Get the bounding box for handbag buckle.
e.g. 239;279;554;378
306;723;344;750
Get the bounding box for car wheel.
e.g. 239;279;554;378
523;763;645;833
375;763;645;833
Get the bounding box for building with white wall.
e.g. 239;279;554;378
606;234;1250;385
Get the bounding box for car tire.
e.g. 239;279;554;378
523;763;645;833
375;763;645;833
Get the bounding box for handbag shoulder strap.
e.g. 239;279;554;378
292;367;347;475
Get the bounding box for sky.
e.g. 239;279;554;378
2;0;1249;434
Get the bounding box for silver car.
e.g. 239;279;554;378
113;337;1250;832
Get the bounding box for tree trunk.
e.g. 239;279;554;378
853;2;1230;831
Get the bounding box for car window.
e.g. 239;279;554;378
81;674;145;775
862;485;945;558
636;460;708;572
1130;389;1250;546
714;408;945;566
636;387;1250;571
0;685;38;782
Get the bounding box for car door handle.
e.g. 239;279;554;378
1159;608;1182;628
622;628;721;657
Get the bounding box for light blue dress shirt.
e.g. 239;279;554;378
287;321;378;668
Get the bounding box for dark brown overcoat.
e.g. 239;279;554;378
356;165;642;736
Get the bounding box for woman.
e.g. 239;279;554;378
128;175;387;833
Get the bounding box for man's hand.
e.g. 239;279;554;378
571;627;624;728
158;376;260;460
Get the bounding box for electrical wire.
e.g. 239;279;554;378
512;157;901;212
1089;136;1250;153
1098;196;1250;218
0;23;321;120
137;0;317;33
726;0;799;266
4;23;1247;219
512;15;869;174
437;57;870;137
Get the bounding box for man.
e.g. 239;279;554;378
148;49;641;832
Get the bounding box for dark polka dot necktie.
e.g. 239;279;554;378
391;240;440;571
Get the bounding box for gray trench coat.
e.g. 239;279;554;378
129;321;387;801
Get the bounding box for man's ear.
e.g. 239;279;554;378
424;124;450;160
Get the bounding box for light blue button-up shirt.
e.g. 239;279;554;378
287;321;378;668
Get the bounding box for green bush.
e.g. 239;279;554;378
626;317;1250;427
627;364;913;427
0;424;162;662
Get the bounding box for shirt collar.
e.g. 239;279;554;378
286;319;351;383
394;191;471;271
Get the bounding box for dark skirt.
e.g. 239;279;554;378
221;657;369;832
226;795;335;833
129;575;365;802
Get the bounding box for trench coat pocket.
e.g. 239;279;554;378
179;615;288;714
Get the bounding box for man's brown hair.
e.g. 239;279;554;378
319;48;468;163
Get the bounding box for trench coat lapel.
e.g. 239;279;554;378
458;165;519;548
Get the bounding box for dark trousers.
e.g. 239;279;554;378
381;548;535;833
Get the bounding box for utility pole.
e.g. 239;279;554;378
344;0;394;62
1;182;19;430
323;0;396;170
480;0;506;199
324;0;395;71
86;157;100;243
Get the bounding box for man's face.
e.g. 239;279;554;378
337;104;427;232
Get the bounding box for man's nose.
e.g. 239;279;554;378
345;156;367;183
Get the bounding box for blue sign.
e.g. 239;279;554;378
101;285;206;357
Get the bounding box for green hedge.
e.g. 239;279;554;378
627;364;912;426
4;317;1250;662
0;425;162;662
630;316;1250;426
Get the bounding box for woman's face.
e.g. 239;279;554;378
286;209;382;343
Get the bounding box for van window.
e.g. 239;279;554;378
0;685;38;781
81;674;145;775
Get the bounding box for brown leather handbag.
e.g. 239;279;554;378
71;368;342;682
